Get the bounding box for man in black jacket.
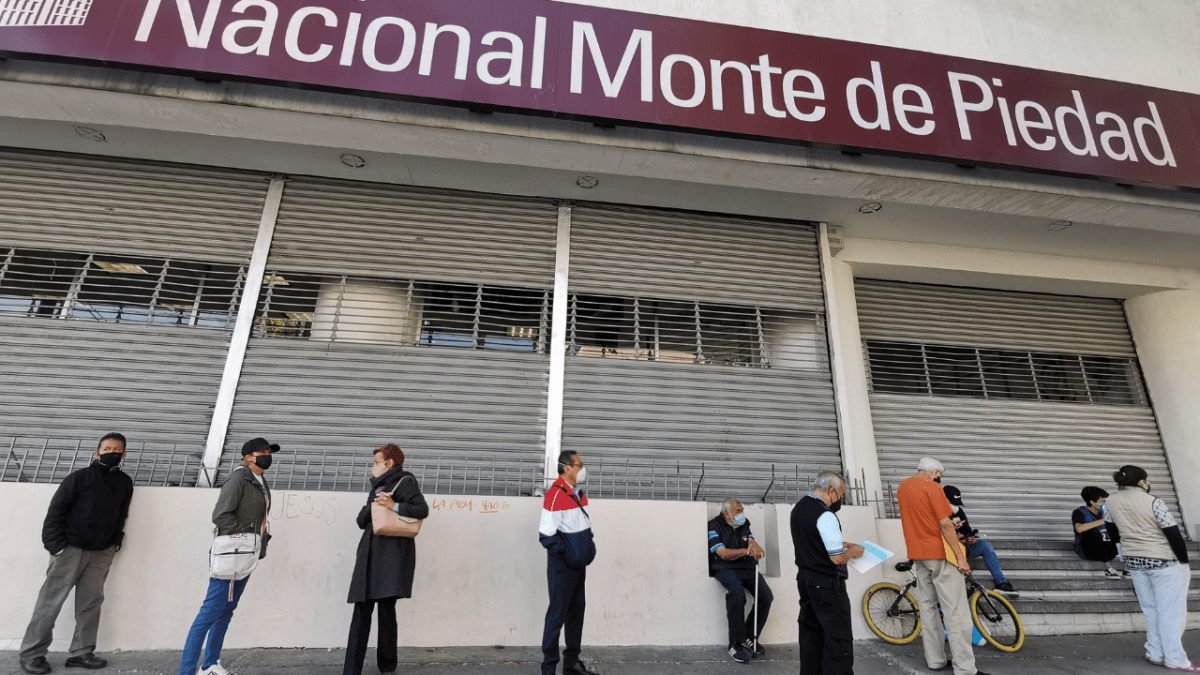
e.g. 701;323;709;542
791;471;863;675
708;498;772;663
20;433;134;675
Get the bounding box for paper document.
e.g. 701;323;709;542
847;541;893;574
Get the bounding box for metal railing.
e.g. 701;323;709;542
1;436;202;487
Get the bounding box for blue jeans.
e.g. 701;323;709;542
179;578;249;675
1131;562;1192;668
965;540;1006;585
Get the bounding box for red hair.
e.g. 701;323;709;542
374;443;404;468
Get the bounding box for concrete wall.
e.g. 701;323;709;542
562;0;1200;95
1125;290;1200;536
0;484;884;652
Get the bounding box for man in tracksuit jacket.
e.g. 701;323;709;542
538;451;598;675
20;433;134;675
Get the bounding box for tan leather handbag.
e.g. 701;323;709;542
371;476;423;537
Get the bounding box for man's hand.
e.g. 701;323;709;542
748;540;765;560
846;543;865;559
966;536;978;544
956;558;971;574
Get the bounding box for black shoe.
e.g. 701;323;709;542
728;645;750;664
741;639;766;658
64;654;107;670
973;671;991;675
929;662;952;671
21;657;52;675
563;662;600;675
994;582;1016;594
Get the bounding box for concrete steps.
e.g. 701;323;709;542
977;540;1200;636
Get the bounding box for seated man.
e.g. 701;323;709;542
942;485;1016;594
708;498;772;663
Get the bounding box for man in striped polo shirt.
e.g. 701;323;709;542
538;451;598;675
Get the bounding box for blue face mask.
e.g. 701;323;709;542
732;513;746;527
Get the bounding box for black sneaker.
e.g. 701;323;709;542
742;639;766;658
64;655;106;670
728;646;750;664
994;582;1017;595
21;657;52;675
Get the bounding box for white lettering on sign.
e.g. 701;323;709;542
120;0;1184;180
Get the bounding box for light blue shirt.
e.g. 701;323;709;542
806;492;846;555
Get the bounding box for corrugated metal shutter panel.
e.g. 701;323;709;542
562;204;840;502
857;279;1181;540
856;279;1137;357
568;204;825;309
0;149;269;262
266;177;558;286
225;178;557;494
0;151;270;485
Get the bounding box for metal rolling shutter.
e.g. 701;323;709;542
562;204;840;502
0;150;271;485
857;279;1180;540
225;177;558;494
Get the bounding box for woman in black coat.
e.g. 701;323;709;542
343;444;429;675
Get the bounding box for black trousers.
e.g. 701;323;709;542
343;598;398;675
1077;535;1119;563
798;575;854;675
713;568;773;647
541;555;586;675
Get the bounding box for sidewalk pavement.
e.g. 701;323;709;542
5;632;1199;675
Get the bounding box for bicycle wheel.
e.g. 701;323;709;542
863;582;921;644
970;589;1025;652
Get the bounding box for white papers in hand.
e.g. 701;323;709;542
847;541;893;574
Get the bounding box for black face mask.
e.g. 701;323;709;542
255;455;273;471
933;476;942;484
828;498;843;513
97;453;122;468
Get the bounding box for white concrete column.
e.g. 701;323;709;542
544;203;572;487
1125;289;1200;536
826;255;884;504
198;175;285;487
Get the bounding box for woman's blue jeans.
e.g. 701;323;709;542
179;577;250;675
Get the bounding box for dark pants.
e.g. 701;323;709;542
1076;535;1119;563
22;546;117;661
343;598;398;675
541;555;586;675
798;575;854;675
713;568;773;647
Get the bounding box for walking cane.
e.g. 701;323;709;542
753;546;761;656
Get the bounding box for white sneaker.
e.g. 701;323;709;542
1104;567;1121;578
200;663;235;675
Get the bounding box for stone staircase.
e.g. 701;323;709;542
976;540;1200;635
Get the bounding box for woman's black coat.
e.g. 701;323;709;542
346;467;429;603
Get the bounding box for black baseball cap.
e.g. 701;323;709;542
241;437;281;456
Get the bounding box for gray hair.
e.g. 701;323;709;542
917;457;945;473
722;498;742;515
814;471;845;491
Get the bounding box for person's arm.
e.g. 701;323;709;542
710;525;749;560
211;472;244;531
1151;498;1189;563
391;477;429;519
939;516;970;573
112;481;133;550
539;489;565;554
42;474;78;554
817;512;863;565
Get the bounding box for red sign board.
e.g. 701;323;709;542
2;0;1198;190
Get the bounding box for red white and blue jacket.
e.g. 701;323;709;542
539;476;596;570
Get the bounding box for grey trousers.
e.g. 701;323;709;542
21;546;117;660
912;558;976;675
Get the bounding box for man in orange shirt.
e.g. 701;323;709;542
897;457;989;675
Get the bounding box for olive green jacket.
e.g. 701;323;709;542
212;465;272;558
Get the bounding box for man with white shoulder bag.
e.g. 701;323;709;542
178;438;280;675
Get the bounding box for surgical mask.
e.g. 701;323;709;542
575;467;587;482
732;513;746;527
255;455;273;471
829;498;843;513
97;453;122;468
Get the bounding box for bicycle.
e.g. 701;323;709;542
862;560;1025;652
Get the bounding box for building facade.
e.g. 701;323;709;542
1;0;1198;649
